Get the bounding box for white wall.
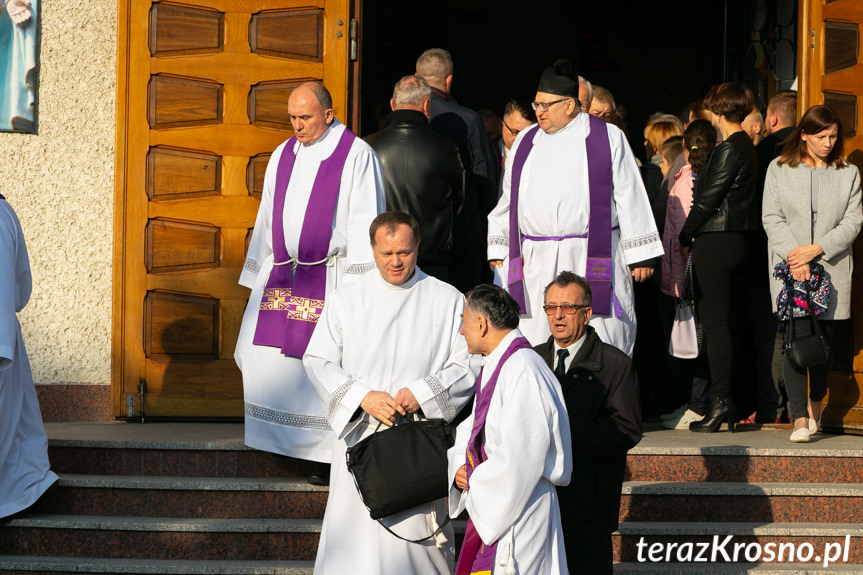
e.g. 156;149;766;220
0;0;117;385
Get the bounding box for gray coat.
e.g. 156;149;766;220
762;158;863;320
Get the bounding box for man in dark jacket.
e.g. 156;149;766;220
745;90;797;423
533;271;642;575
365;76;465;282
416;48;498;291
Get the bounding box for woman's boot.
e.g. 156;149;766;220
689;395;736;433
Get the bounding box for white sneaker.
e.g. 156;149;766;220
662;409;704;429
790;427;811;443
660;404;688;421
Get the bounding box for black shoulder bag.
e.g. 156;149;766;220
784;264;830;370
346;416;454;542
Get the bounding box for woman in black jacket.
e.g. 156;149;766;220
678;83;760;432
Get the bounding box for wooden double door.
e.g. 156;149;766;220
801;0;863;431
112;0;353;418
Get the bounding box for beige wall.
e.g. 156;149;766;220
1;0;117;385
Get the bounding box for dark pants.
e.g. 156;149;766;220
565;532;613;575
784;319;835;421
693;232;751;398
743;232;784;418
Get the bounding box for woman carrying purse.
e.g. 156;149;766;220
762;105;863;443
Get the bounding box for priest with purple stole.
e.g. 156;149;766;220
449;284;572;575
488;59;664;355
235;82;385;469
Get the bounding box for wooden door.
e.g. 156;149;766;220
112;0;352;418
800;0;863;431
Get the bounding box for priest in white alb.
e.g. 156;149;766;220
488;60;664;355
303;211;475;574
449;283;572;574
1;193;58;520
235;82;385;472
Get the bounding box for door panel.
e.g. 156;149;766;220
801;0;863;432
113;0;351;418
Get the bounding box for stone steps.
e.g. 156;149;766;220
4;423;862;573
615;522;863;564
32;476;327;519
620;481;863;523
0;515;322;562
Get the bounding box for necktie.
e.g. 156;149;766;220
554;348;569;378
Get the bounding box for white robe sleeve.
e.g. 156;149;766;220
0;207;18;369
447;411;474;517
606;125;664;265
463;360;571;545
303;291;373;439
596;124;663;267
239;141;284;289
342;142;386;281
404;295;475;422
487;128;538;264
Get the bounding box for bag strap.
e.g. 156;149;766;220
800;275;824;338
377;513;452;543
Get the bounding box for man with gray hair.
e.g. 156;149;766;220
416;48;498;291
534;270;641;573
577;75;593;112
365;75;465;281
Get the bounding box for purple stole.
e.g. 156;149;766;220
454;335;532;575
507;114;616;316
252;129;356;358
0;194;5;200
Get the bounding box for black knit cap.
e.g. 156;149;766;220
537;59;578;99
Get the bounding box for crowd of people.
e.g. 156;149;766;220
3;43;860;575
227;46;863;573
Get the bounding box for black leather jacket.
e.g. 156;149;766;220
365;109;465;266
679;131;759;246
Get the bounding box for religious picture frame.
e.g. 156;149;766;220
0;0;38;133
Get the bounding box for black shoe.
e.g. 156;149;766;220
690;396;736;433
308;465;330;486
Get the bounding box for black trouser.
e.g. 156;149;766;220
692;231;751;398
784;319;835;421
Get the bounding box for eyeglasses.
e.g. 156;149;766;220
531;98;570;112
501;119;521;136
542;303;590;315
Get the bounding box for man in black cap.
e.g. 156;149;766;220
487;59;663;355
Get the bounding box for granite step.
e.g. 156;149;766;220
620;481;863;523
0;516;322;561
31;476;328;519
45;446;319;479
0;556;314;575
625;447;863;483
614;522;863;564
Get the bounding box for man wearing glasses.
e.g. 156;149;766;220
533;271;642;574
487;58;663;355
500;100;535;171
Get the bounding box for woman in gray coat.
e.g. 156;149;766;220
762;105;863;443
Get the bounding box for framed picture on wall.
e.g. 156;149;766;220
0;0;38;133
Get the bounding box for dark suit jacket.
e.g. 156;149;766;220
534;326;642;536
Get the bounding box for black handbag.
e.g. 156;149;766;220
346;416;455;540
784;266;830;370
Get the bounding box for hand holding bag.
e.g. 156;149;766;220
345;415;454;542
785;264;830;370
669;253;702;359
